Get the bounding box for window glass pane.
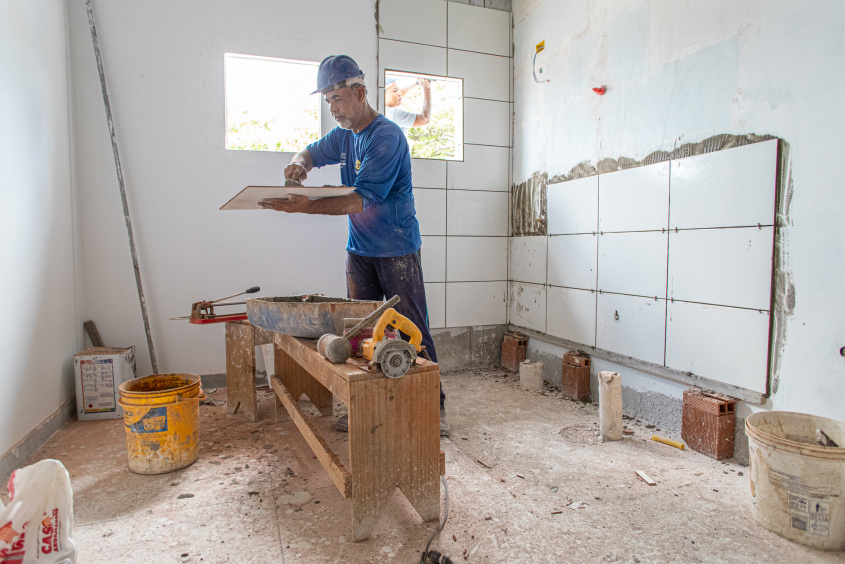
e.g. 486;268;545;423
384;71;463;161
225;54;320;152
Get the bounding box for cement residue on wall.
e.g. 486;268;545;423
511;172;547;236
432;325;508;372
546;133;779;184
769;140;794;395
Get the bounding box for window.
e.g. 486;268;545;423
384;71;463;161
224;53;320;152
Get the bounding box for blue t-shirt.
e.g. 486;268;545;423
306;114;421;258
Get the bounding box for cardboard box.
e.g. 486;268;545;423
73;347;136;421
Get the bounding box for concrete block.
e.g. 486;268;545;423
473;325;508;366
520;361;544;391
432;327;472;371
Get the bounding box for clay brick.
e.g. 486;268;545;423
681;388;736;460
501;341;526;372
564;351;591;368
503;332;527;347
561;357;591;401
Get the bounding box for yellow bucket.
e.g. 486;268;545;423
118;373;205;475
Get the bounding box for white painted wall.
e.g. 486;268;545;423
0;1;80;455
512;0;845;421
67;0;378;377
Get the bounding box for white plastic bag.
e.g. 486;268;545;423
0;459;76;563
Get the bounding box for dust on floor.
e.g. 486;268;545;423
7;367;844;563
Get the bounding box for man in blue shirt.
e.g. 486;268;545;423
259;55;449;436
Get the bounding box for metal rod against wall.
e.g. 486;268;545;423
85;0;158;373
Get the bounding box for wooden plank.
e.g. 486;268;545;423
225;321;258;422
276;345;333;416
348;369;441;541
275;334;438;385
276;334;350;404
83;320;104;347
270;375;352;498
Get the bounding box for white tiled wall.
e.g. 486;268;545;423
514;141;779;394
546;287;596;347
447;48;510;101
378;39;447;87
421;236;446;282
665;301;771;394
547;176;598;235
508;282;546;333
464;98;511;146
379;0;447;47
380;0;512;328
446;281;508;327
597;231;668;298
425;282;446;329
413;158;447;188
669;139;778;229
509;236;546;284
447;2;511;56
446;237;508;282
414;188;447;235
547;234;597;290
596;294;667;366
599;162;669;232
668;227;774;310
447;145;509;191
447;191;509;236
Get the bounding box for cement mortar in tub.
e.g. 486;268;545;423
246;296;381;337
745;411;845;550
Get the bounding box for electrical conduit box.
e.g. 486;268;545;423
73;347;136;421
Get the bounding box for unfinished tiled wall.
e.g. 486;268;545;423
378;0;512;329
510;140;778;395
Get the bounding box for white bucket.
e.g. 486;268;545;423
745;411;845;550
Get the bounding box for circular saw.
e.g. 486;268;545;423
361;308;423;379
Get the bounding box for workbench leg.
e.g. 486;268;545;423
225;322;258;422
276;346;333;417
348;372;441;541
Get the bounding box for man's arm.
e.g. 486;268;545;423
412;78;431;127
258;192;363;215
285;148;314;181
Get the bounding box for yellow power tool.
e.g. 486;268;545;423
362;308;423;378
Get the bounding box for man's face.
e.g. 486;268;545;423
324;86;363;130
385;83;401;108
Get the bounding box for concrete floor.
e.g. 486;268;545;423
6;367;844;563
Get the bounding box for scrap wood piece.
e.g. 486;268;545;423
476;459;493;469
83;320;104;347
636;470;656;485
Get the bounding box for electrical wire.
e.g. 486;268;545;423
533;50;550;84
420;475;450;564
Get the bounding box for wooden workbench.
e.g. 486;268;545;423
224;320;274;422
272;333;442;541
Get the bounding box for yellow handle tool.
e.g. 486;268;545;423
363;308;423;357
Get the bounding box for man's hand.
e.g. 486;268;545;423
418;78;431;90
284;163;308;182
259;194;311;213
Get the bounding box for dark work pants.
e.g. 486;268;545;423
346;250;445;405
